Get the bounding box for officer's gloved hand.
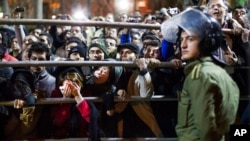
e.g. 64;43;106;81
102;91;115;116
24;94;36;107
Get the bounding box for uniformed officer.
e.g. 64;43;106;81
161;8;240;141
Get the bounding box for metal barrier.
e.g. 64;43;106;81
0;19;161;29
0;60;176;67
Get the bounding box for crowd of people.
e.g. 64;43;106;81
0;0;249;140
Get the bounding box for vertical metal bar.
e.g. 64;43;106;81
34;0;43;19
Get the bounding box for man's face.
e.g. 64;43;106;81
33;28;42;37
180;31;200;61
11;37;21;51
120;13;128;22
39;35;50;48
119;48;137;61
233;8;247;25
207;0;227;24
88;47;105;61
69;52;84;61
105;28;117;38
70;26;82;37
132;34;141;46
106;14;114;22
29;51;47;74
105;38;117;54
143;45;160;59
22;35;38;50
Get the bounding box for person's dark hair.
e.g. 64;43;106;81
143;40;160;49
65;36;84;46
141;32;160;42
0;31;9;47
232;5;248;13
28;42;50;60
105;36;117;44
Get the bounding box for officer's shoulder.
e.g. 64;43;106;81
191;62;222;80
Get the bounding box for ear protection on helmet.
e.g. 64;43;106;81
199;13;223;55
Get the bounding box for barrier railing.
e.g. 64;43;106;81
0;60;176;67
0;19;161;29
1;95;249;106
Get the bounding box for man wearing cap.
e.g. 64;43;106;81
88;42;109;61
114;42;163;137
68;45;86;61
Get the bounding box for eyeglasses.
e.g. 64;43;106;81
208;4;226;9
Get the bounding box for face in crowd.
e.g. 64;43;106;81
180;30;200;61
143;44;160;59
22;34;39;50
88;47;105;61
105;37;117;55
207;0;228;24
119;48;137;61
29;50;47;74
65;42;78;57
93;66;110;84
11;37;21;52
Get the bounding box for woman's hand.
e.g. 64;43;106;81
68;81;81;97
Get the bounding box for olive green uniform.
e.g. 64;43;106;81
176;57;239;141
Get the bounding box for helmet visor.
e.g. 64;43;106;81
161;8;211;43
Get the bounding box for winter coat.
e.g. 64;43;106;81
176;57;239;141
50;89;101;140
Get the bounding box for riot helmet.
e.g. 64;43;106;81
161;8;223;55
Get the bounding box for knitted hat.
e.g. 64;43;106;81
89;42;109;58
68;45;87;58
117;43;140;54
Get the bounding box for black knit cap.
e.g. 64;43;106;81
10;69;35;92
53;61;84;79
117;43;140;54
68;45;87;58
53;60;84;87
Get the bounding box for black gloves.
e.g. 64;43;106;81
102;90;114;110
24;94;36;107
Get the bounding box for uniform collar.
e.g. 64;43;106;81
184;57;212;76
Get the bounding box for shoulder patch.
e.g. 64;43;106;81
191;64;201;79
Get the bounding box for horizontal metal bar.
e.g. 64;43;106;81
1;96;249;106
0;60;176;68
0;96;178;106
0;19;161;29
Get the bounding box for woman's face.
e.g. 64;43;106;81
93;66;110;84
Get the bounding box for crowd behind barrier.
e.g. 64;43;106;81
0;1;250;140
